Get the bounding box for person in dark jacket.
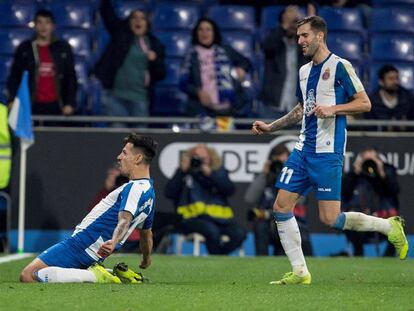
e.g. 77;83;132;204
165;144;246;255
365;64;414;130
7;9;77;117
342;146;400;257
260;6;307;117
179;18;252;118
94;0;166;127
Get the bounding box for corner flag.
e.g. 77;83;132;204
8;71;34;150
7;71;34;253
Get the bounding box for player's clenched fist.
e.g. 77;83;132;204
252;121;271;135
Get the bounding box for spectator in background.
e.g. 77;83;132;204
165;144;246;255
179;18;253;120
94;0;166;127
245;145;312;256
7;9;77;118
342;147;399;257
366;65;414;129
260;6;307;117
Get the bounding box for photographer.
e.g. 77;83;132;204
244;145;312;256
165;144;246;255
342;147;400;256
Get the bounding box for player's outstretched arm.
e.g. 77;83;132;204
252;103;304;135
139;229;153;269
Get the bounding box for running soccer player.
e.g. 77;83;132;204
20;133;157;283
252;16;409;285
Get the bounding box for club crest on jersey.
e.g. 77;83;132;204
322;68;330;80
304;89;316;115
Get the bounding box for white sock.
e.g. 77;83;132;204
36;267;97;283
343;212;392;235
276;217;309;277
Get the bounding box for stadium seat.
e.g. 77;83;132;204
154;31;191;58
0;29;32;56
74;60;89;113
369;62;414;91
57;30;93;61
318;7;364;34
0;2;36;28
370;8;414;34
175;233;245;256
116;0;151;19
152;4;200;31
49;3;93;29
153;0;218;13
157;58;182;86
372;0;414;7
260;5;306;34
0;57;12;84
370;34;414;62
152;86;187;116
327;33;364;63
207;5;256;33
222;31;254;60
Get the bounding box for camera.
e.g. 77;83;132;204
190;156;202;169
269;160;284;176
361;159;378;178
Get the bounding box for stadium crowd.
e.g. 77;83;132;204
0;0;412;126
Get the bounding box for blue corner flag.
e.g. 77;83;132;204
8;71;34;150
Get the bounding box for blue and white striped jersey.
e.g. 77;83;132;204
71;178;155;261
295;53;364;154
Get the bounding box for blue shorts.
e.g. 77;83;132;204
38;238;96;269
276;149;344;200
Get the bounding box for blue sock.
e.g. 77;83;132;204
332;212;346;230
273;211;294;222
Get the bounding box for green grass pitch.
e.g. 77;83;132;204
0;255;413;311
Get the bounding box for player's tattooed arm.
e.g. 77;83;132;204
112;211;133;244
269;103;303;132
98;211;133;257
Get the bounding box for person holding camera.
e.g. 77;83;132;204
164;144;246;255
342;147;400;256
245;145;313;256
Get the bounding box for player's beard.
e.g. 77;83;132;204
304;38;319;59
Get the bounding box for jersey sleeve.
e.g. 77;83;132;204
119;182;142;217
336;61;364;98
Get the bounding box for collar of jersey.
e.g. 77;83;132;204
312;52;332;68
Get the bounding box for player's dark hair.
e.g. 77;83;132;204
124;133;158;164
297;16;327;42
192;17;222;46
378;64;398;80
35;9;55;23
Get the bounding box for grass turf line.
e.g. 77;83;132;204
0;255;413;311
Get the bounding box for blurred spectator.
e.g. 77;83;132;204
7;9;77;118
165;144;246;255
260;5;307;117
94;0;166;127
366;65;414;131
341;147;399;257
179;18;253;119
244;144;312;256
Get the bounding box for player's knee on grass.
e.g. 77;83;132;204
20;267;37;283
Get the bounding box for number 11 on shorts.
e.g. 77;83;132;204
280;167;293;184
